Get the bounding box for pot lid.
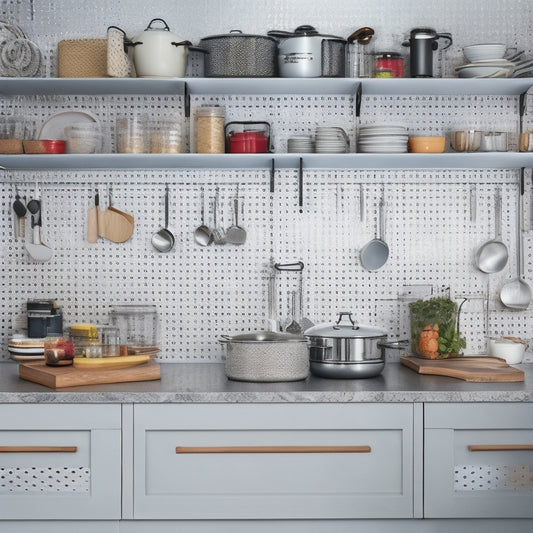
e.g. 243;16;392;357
200;29;276;42
223;331;307;343
268;25;345;42
304;312;387;339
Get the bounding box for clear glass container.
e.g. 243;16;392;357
196;105;225;154
109;304;159;349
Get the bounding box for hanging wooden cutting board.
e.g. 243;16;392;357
19;360;160;389
400;355;524;382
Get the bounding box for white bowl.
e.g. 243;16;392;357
463;43;506;62
488;338;526;364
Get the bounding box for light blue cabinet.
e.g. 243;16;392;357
132;403;418;520
424;403;533;518
0;404;122;520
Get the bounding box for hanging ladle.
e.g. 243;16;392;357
500;174;532;310
360;194;389;271
193;186;213;246
475;188;508;273
151;184;175;252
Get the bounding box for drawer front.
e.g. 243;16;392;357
425;403;533;518
134;403;414;519
0;404;121;520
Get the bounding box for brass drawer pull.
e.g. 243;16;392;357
0;446;78;453
468;444;533;452
176;445;371;454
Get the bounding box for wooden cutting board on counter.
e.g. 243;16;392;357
400;355;524;382
19;360;160;389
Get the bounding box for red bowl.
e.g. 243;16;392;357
23;139;66;154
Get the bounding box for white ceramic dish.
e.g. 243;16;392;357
488;338;526;364
39;111;99;140
463;43;506;62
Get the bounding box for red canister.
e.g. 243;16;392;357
225;121;270;153
373;52;404;78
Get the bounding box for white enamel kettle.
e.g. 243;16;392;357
131;18;191;78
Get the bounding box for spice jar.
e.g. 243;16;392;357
196;106;225;154
373;52;404;78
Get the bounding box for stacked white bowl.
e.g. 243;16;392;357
314;126;349;153
357;125;408;153
456;43;515;78
287;135;314;153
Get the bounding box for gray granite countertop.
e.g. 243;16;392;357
0;361;531;403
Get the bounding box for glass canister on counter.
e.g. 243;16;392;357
69;323;120;358
409;297;466;359
109;304;159;353
196;105;225;153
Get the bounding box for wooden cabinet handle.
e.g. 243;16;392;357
0;446;78;453
176;445;371;454
468;444;533;452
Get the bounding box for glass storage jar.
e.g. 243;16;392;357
109;304;159;349
196;105;225;153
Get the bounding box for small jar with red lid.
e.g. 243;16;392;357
373;52;404;78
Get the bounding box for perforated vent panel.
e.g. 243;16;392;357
455;464;533;492
0;466;90;493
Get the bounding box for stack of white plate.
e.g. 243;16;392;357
315;126;349;153
357;125;408;153
8;336;45;361
455;59;515;78
287;135;314;153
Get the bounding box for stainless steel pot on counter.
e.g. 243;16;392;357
305;312;406;378
199;30;278;77
221;331;309;382
268;25;347;78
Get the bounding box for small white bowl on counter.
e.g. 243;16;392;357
488;337;528;364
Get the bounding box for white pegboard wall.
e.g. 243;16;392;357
1;168;533;362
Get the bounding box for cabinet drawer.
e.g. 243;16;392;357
133;403;414;519
425;403;533;518
0;404;121;520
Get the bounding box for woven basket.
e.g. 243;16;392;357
58;39;107;78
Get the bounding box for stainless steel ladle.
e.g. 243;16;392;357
151;184;175;253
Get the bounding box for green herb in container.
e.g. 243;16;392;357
409;297;466;359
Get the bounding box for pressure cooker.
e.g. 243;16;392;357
305;311;407;379
267;25;347;78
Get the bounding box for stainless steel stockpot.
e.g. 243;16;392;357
268;25;347;78
305;312;391;379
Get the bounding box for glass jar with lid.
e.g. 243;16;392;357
196;105;225;153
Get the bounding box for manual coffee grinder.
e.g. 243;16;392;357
403;28;452;77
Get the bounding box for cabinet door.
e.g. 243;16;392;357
0;404;121;520
133;403;415;519
425;403;533;518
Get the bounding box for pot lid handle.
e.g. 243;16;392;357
295;25;319;35
334;311;359;330
145;18;170;31
347;26;375;45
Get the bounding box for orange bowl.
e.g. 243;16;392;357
408;136;445;153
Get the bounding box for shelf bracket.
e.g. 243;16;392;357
183;81;190;118
270;158;275;193
355;82;362;118
298;157;303;212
